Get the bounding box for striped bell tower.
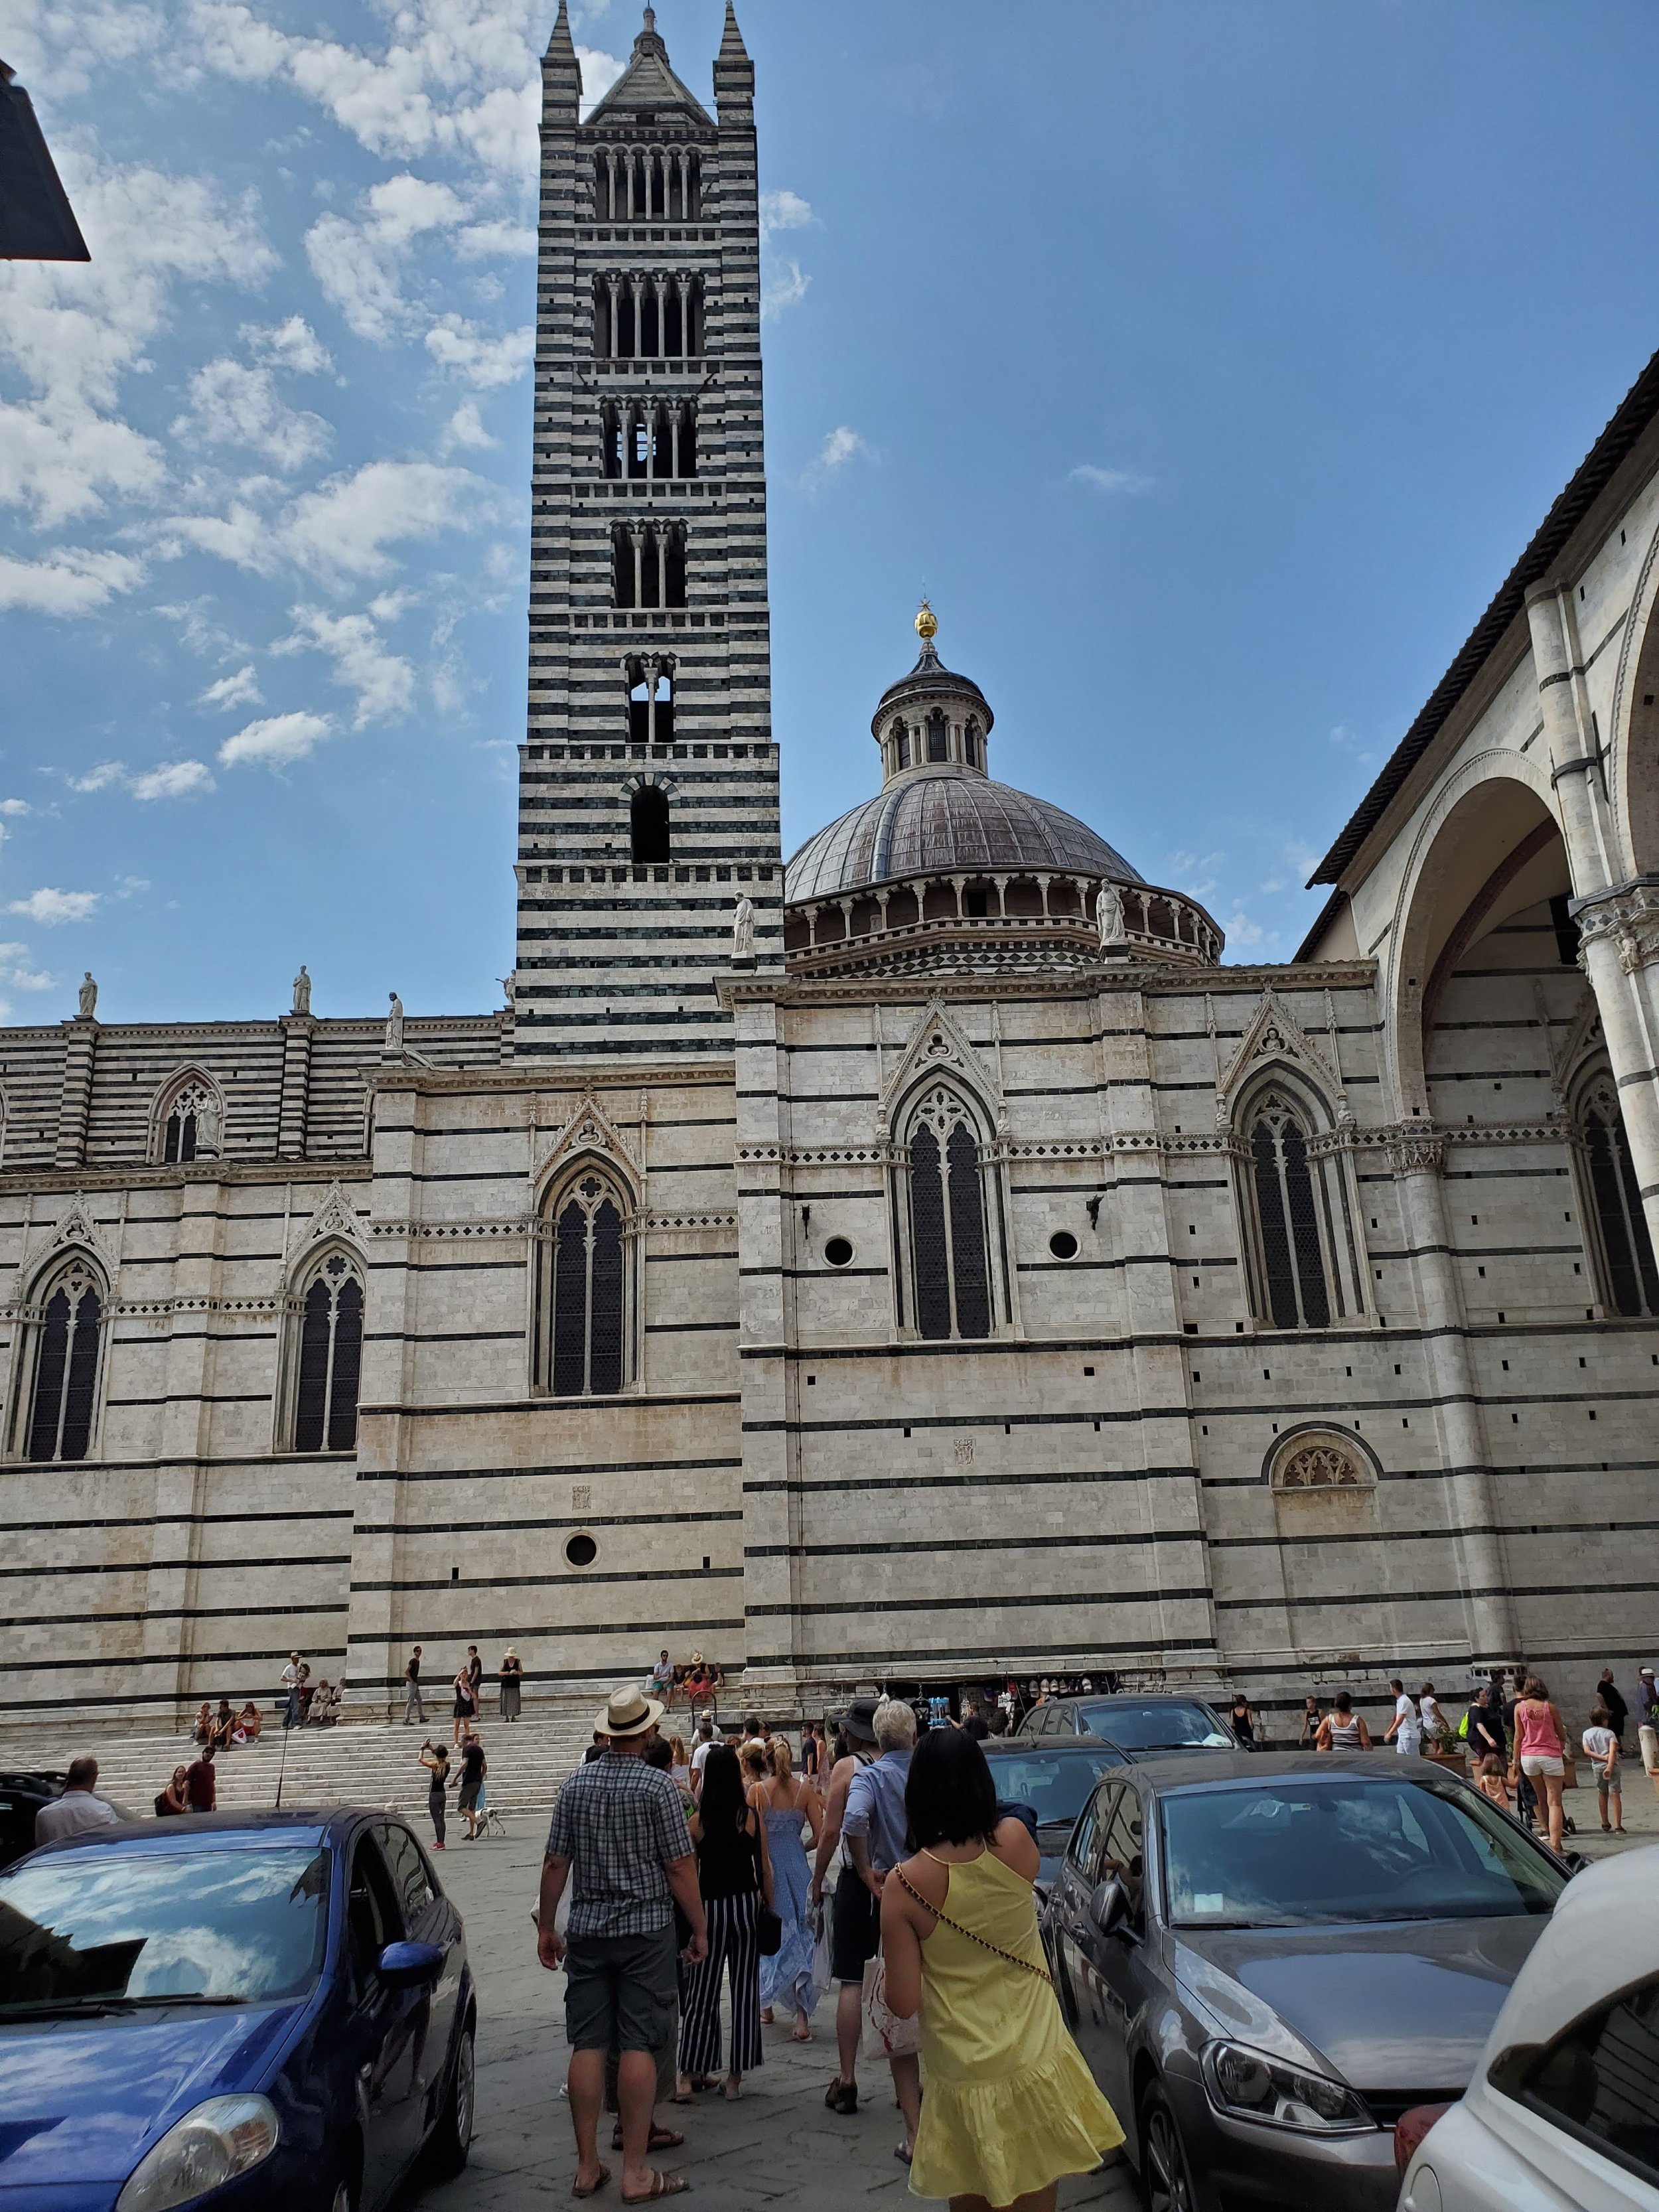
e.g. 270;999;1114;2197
514;1;781;1059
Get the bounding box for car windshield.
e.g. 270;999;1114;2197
0;1846;330;2012
988;1747;1125;1828
1161;1776;1567;1928
1079;1700;1233;1750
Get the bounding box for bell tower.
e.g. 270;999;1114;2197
514;2;781;1059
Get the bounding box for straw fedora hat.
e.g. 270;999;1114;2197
595;1684;664;1739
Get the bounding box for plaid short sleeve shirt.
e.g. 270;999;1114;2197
545;1751;692;1939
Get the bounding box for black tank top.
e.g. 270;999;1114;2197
697;1813;762;1901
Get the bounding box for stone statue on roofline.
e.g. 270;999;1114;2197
1096;880;1127;954
385;991;404;1056
731;893;755;963
78;972;97;1019
292;964;311;1016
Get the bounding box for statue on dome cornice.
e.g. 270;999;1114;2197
1096;881;1129;956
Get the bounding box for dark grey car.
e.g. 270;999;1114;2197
1019;1692;1243;1753
1045;1752;1568;2212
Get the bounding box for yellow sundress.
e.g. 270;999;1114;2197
907;1847;1123;2205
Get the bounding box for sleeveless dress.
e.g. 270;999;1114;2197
758;1798;819;2020
908;1850;1123;2205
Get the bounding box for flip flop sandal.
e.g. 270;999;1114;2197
619;2176;687;2204
611;2128;685;2152
571;2166;611;2199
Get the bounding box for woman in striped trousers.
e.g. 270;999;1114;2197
676;1743;774;2099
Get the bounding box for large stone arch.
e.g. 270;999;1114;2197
1384;751;1564;1120
1605;512;1659;882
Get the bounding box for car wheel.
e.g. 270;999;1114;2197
425;2021;476;2178
1138;2083;1196;2212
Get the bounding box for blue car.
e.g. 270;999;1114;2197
0;1810;474;2212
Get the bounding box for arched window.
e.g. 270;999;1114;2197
630;784;671;863
1581;1080;1659;1317
891;717;910;771
538;1172;627;1396
158;1076;220;1165
293;1251;364;1452
925;709;948;763
964;716;981;769
906;1092;991;1340
24;1256;104;1462
1247;1092;1331;1329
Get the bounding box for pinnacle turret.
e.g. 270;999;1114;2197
713;1;755;104
543;0;581;107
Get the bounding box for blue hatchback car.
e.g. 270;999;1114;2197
0;1809;474;2212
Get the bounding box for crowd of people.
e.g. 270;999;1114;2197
538;1684;1121;2207
401;1643;524;1733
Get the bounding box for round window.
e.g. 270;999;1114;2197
564;1532;598;1568
1049;1230;1080;1260
824;1236;855;1268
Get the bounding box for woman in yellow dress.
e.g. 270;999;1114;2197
880;1728;1123;2211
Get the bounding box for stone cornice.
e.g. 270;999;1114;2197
0;1159;373;1195
721;961;1376;1009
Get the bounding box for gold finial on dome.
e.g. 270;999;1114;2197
914;599;938;643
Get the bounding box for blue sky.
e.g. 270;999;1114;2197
4;1;1659;1021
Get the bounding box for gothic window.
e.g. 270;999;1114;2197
612;522;686;610
1247;1092;1331;1329
593;147;699;224
157;1076;220;1165
626;657;675;744
292;1252;364;1453
537;1173;627;1396
906;1092;991;1340
925;709;948;763
630;784;671;863
22;1256;104;1462
1581;1080;1659;1317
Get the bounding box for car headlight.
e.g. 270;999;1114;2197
1202;2041;1372;2134
116;2095;279;2212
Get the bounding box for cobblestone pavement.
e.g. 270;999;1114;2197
415;1828;1135;2212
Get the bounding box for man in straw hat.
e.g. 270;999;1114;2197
540;1683;707;2203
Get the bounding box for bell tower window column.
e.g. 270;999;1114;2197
605;273;621;360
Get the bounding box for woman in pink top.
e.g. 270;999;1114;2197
1508;1674;1571;1853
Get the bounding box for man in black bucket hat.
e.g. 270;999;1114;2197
809;1696;883;2116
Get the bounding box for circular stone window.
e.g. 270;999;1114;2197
564;1532;598;1568
824;1236;855;1268
1049;1230;1080;1260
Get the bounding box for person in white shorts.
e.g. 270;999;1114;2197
1583;1702;1624;1835
1384;1678;1421;1755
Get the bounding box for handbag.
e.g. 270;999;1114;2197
757;1905;782;1956
860;1954;921;2060
895;1867;1053;1987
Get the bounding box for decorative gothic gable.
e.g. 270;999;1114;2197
22;1194;117;1292
1216;989;1346;1124
285;1181;368;1270
881;1000;1001;1124
531;1094;644;1197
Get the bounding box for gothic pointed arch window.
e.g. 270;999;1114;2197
536;1169;629;1396
903;1087;993;1340
155;1074;222;1165
21;1253;104;1462
291;1249;364;1452
1579;1076;1659;1317
1244;1089;1332;1329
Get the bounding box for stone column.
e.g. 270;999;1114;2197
1390;1135;1516;1664
605;275;620;361
55;1019;97;1167
1526;581;1659;1246
277;1015;315;1161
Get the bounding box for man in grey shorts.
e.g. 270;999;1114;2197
540;1684;707;2202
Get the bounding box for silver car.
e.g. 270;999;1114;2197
1045;1751;1570;2212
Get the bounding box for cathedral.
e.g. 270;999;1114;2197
5;5;1659;1735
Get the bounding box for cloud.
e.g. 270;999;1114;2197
248;315;332;375
756;188;815;321
171;354;332;473
198;664;262;710
1327;722;1378;769
1070;465;1155;496
277;605;415;727
762;259;810;322
1168;849;1224;901
305;172;469;342
0;546;145;615
0;943;55;991
802;425;870;492
759;188;814;242
1219;907;1271;952
67;761;127;793
280;459;507;581
439;400;498;453
9;888;102;924
0;801;31;818
130;760;215;800
423;314;534;388
218;709;334;768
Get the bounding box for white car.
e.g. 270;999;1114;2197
1398;1846;1659;2211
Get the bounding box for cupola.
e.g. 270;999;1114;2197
872;603;995;781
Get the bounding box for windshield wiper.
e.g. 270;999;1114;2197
0;1992;248;2019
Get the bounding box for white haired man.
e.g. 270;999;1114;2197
841;1698;922;2162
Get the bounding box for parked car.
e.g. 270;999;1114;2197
981;1737;1129;1897
1019;1691;1244;1752
1045;1751;1568;2212
1398;1845;1659;2210
0;1771;139;1872
0;1808;474;2212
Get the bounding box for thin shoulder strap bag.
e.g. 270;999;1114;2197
895;1866;1052;1986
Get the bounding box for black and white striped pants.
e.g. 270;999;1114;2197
677;1890;762;2076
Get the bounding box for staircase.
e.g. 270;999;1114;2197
0;1703;603;1822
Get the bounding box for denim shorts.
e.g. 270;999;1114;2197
565;1927;678;2054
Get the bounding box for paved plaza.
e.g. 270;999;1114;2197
417;1826;1135;2212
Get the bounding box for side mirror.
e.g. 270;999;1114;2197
1089;1877;1128;1936
1561;1850;1590;1877
378;1939;444;1987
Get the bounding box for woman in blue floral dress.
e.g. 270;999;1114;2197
750;1736;823;2038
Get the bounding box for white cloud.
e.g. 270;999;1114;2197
130;760;215;800
802;425;870;493
454;220;536;259
1070;464;1155;496
759;189;814;242
9;888;102;924
67;761;128;792
0;941;55;990
757;188;815;321
423;313;533;388
0;546;145;615
218;709;334;768
277;605;415;727
171;354;331;472
248;315;332;375
0;801;31;818
762;259;810;322
440;400;498;453
198;664;262;710
280;459;506;581
1220;907;1270;952
305;173;469;341
1168;849;1224;901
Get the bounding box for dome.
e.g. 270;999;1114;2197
786;764;1144;903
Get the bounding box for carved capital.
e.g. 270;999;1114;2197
1385;1134;1445;1175
1571;877;1659;976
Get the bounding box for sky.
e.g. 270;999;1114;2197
4;1;1659;1023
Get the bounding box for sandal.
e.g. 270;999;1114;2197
572;2168;611;2200
824;2077;857;2115
611;2128;685;2152
894;2143;913;2166
619;2177;687;2205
